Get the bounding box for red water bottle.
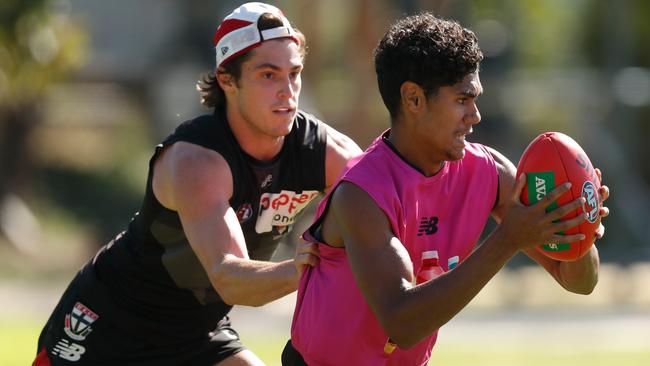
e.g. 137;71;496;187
416;250;444;284
384;250;444;354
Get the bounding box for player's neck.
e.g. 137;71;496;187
388;125;444;177
226;109;285;162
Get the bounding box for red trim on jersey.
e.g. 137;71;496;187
32;347;52;366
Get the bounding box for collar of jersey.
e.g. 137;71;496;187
381;130;448;182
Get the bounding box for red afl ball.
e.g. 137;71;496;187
516;132;601;261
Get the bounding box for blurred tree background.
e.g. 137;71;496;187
0;0;648;277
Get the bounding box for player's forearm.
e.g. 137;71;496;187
384;227;516;348
557;245;599;294
210;256;298;306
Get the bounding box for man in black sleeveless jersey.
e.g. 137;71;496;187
33;3;362;366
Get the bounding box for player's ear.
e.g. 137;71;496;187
400;81;425;113
216;69;237;92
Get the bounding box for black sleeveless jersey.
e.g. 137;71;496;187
91;109;327;337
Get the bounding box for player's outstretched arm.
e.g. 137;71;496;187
331;178;585;348
487;146;603;295
153;142;312;306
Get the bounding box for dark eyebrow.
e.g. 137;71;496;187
253;63;282;71
459;88;482;98
253;63;303;71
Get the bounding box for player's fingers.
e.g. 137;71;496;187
296;240;313;252
296;252;319;267
296;242;319;256
595;168;602;183
547;197;584;221
599;206;610;218
542;182;572;210
599;185;609;202
294;252;319;278
595;224;605;239
295;234;309;244
512;174;527;203
549;232;586;244
551;212;587;232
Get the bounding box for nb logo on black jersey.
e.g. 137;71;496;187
417;216;439;236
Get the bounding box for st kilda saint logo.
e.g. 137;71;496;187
64;302;99;341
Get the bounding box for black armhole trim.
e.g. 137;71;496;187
493;172;500;211
315;120;328;191
306;182;341;246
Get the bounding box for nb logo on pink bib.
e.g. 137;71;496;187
417;216;439;236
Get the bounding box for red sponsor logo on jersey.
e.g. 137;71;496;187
259;191;319;214
256;190;319;234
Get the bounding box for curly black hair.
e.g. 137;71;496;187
374;13;483;119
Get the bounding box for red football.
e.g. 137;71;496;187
516;132;601;261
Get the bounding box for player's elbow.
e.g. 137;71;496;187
577;285;596;295
561;258;599;295
555;247;600;295
567;275;598;295
212;277;266;306
380;307;429;349
383;323;421;349
559;268;598;295
388;333;420;349
211;272;237;305
210;266;245;306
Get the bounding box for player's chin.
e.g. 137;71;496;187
274;111;296;125
265;117;294;136
272;121;295;137
447;147;466;161
448;138;468;159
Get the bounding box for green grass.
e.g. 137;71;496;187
431;344;650;366
5;319;649;366
240;331;286;366
0;320;286;366
237;329;650;366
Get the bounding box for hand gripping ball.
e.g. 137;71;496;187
516;132;601;261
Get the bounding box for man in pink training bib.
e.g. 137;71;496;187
282;13;611;366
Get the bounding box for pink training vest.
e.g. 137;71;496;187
291;133;498;366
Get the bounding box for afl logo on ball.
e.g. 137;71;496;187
581;181;599;223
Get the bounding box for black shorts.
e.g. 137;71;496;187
281;340;308;366
34;265;246;366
